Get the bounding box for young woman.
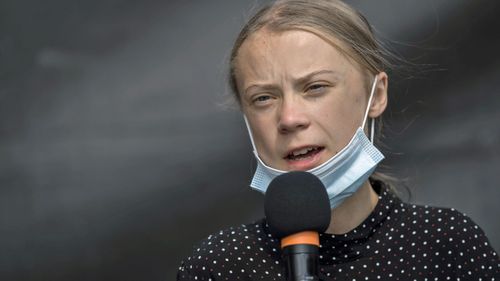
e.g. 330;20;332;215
177;1;499;280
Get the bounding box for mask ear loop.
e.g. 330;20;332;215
362;75;379;144
370;118;375;144
243;115;259;155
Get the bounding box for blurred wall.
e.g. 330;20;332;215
0;0;498;280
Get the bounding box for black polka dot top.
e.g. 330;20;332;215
177;184;500;280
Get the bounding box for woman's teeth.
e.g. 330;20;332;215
288;147;321;160
292;147;315;156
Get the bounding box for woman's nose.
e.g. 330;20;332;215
277;98;310;134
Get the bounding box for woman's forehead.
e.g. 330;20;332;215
235;29;354;82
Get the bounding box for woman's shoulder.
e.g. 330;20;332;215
177;218;282;280
373;187;496;257
391;200;499;271
395;201;489;238
380;185;487;236
186;218;275;252
378;185;490;241
392;200;490;243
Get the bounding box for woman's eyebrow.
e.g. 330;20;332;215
244;83;279;96
243;70;340;95
294;70;341;85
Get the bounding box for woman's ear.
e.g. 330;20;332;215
368;72;388;118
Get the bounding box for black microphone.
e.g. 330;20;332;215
265;171;331;281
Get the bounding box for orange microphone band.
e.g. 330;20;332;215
281;231;320;248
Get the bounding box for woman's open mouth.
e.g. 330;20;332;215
285;146;324;160
284;146;325;170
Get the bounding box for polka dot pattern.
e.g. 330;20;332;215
177;185;500;280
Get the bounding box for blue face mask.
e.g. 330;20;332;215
244;75;384;209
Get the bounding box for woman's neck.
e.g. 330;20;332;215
325;181;379;235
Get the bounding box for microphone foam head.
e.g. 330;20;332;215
264;171;331;239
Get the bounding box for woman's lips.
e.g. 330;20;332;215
284;147;325;170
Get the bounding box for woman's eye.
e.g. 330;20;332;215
307;84;327;92
252;95;272;104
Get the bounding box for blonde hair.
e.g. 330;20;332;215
229;0;404;195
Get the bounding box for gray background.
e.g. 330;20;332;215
0;0;499;280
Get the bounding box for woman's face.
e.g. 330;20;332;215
235;29;386;171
